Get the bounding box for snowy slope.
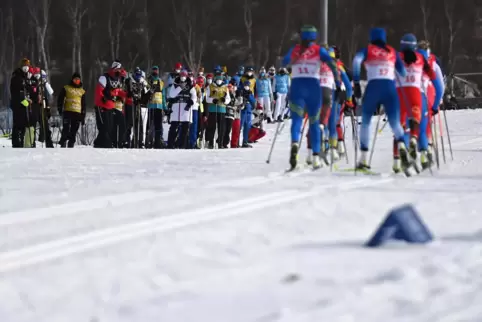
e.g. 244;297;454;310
0;111;482;322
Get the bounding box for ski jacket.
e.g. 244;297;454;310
94;73;126;109
235;88;256;112
205;83;231;113
240;74;256;93
273;74;290;94
147;77;165;109
256;77;272;98
58;84;86;114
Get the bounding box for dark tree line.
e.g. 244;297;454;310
0;0;479;106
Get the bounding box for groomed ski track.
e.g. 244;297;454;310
0;110;482;322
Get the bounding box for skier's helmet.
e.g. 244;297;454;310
400;33;417;51
300;25;317;41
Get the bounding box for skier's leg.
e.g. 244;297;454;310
68;119;81;148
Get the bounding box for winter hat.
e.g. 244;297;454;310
300;25;317;41
19;58;31;67
111;60;122;69
400;33;417;51
369;28;387;44
72;72;81;79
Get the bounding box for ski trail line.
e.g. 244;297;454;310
0;177;392;273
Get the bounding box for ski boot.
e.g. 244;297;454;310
241;142;252;148
397;140;412;176
312;154;322;170
355;150;371;170
392;157;401;174
306;151;313;165
420;150;433;170
408;137;421;174
289;143;299;170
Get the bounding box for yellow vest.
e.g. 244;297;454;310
150;79;164;104
63;85;85;113
240;76;256;92
209;84;228;107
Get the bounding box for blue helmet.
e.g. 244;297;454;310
400;33;417;51
369;28;387;44
214;65;222;72
300;25;317;41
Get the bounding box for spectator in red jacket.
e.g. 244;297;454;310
93;60;127;148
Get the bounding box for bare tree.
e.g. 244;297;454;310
107;0;136;62
443;0;463;72
275;0;292;66
64;0;88;77
26;0;51;75
170;0;222;72
244;0;254;64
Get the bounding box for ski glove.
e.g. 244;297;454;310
184;99;194;111
21;99;29;107
220;97;225;103
432;107;439;116
212;98;219;104
354;82;362;99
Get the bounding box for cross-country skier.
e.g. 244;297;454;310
352;28;408;171
393;34;442;173
417;40;444;169
282;25;341;170
326;47;353;162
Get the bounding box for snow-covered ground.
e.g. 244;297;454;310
0;110;482;322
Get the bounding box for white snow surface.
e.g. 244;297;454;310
0;110;482;322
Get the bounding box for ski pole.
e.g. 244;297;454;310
266;118;283;164
350;109;359;175
442;107;453;160
368;109;384;167
432;115;440;169
378;119;388;133
437;112;446;164
342;115;349;164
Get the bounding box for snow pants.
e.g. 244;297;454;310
189;110;199;148
223;117;234;148
148;109;165;148
231;118;241;148
258;96;272;120
205;112;225;147
167;121;190;149
418;93;430;151
240;109;252;144
111;109;126;148
60;113;81;148
397;87;422;138
94;107;114;148
360;80;404;151
289;78;323;154
274;93;287;120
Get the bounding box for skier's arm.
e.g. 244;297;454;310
395;52;407;77
433;62;445;94
320;47;340;87
282;46;295;67
352;48;367;82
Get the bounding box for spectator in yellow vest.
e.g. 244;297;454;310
57;72;86;148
